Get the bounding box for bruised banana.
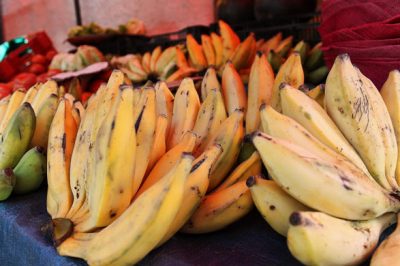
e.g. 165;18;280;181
287;211;395;266
201;34;216;66
181;180;253;234
221;61;247;116
85;153;192;266
270;52;304;112
381;70;400;185
280;85;370;177
205;109;244;191
74;87;136;233
325;54;396;190
192;88;227;156
219;20;240;64
201;67;221;101
0;89;26;134
159;144;223;245
210;32;223;68
216;151;261;191
230;33;255;71
186;34;207;71
252;131;400;220
247;176;310;237
246;51;275;134
167;78;200;150
47;99;78;218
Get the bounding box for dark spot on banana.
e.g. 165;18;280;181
61;133;66;152
338;107;344;114
76;192;79;199
279;82;288;90
111;120;115;130
269;205;276;211
289;212;302;226
109;210;117;218
191;157;206;173
246;176;256;187
135;106;145;131
119;189;124;194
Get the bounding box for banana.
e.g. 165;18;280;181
147;115;169;172
0;95;10;124
261;32;282;53
201;34;216;66
252;131;399;220
21;84;39;104
201;67;221;101
74;87;136;232
167;78;200;150
128;57;148;79
306;84;325;107
13;146;46;194
141;52;151;74
219;20;240;64
47;99;77;218
86;153;192;266
221;61;247;116
247;176;310;237
159;144;223;245
270;52;304;112
325;54;394;190
120;66;147;83
186;34;207;71
292;40;309;64
155;46;177;76
73;100;85;119
305;42;323;71
287;211;395;266
358;67;398;190
210;32;223;68
381;70;400;185
246;52;275;133
0;89;26;134
0;102;35;169
205;109;244;191
68;78;83;100
192;88;227;156
274;35;293;57
307;65;329;84
176;46;188;69
256;38;265;50
230;33;255;71
137;131;197;197
57;232;97;259
30;94;58;149
216;151;261;191
370;213;400;266
165;67;196;83
154;81;174;134
245;36;257;69
31;80;58;114
267;50;284;72
280;85;370;177
181;180;253;234
150;46;162;73
0;168;15;201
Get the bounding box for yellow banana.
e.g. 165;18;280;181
219;20;240;64
21;84;39;104
73;100;85;119
31;80;58;114
186;34;207;71
155;46;177;76
86;153;192;266
221;61;247;116
260;32;282;53
154;81;174;134
0;95;10;124
176;46;189;69
381;70;400;185
288;212;395;266
210;32;223;68
216;151;261;191
274;35;293;57
192;88;227;156
247;176;311;237
147;114;169;172
128;57;148;79
141;52;151;74
165;67;196;83
0;89;26;134
270;52;304;112
306;84;325;107
201;67;221;101
201;34;216;66
246;52;275;133
167;78;200;150
181;180;253;234
230;33;255;71
150;46;162;73
252;131;400;220
57;232;97;259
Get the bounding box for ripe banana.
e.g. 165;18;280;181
292;40;309;64
141;52;151;74
155;46;177;76
306;84;325;107
274;35;293;57
221;61;247;116
0;95;10;124
280;85;370;177
192;88;227;156
47;99;77;218
22;84;39;104
31;80;58;114
216;151;261;191
270;52;304;112
0;89;26;134
370;214;400;266
210;32;223;68
13;146;46;194
381;70;400;185
261;32;282;53
287;211;395;266
201;34;216;66
181;180;253;234
159;144;223;245
201;67;221;101
0;168;15;201
147;114;168;172
204;109;244;191
167;78;200;150
247;176;310;237
230;33;255;71
186;34;207;71
325;54;396;190
154;81;174;134
150;46;162;73
75;87;136;232
246;52;275;134
252;131;400;220
85;153;192;266
57;232;97;259
219;20;240;64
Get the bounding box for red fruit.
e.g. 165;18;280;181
31;54;47;65
36;73;48;83
46;50;57;62
89;79;104;93
0;83;12;99
12;72;37;90
98;69;112;81
46;69;62;77
81;92;92;104
28;64;46;75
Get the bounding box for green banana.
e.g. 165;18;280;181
0;168;15;201
307;65;328;84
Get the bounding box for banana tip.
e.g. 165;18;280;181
3;168;13;177
35;146;45;154
246;176;256;187
338;53;350;60
289;212;302;226
279;82;288;90
259;103;267;111
256;50;263;57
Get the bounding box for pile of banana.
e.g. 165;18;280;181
0;81;84;200
248;54;400;265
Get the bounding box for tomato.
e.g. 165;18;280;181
89;79;104;93
28;63;46;75
46;69;62;77
12;72;37;90
46;50;57;62
31;54;47;65
81;92;92;104
36;73;48;83
0;83;12;99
